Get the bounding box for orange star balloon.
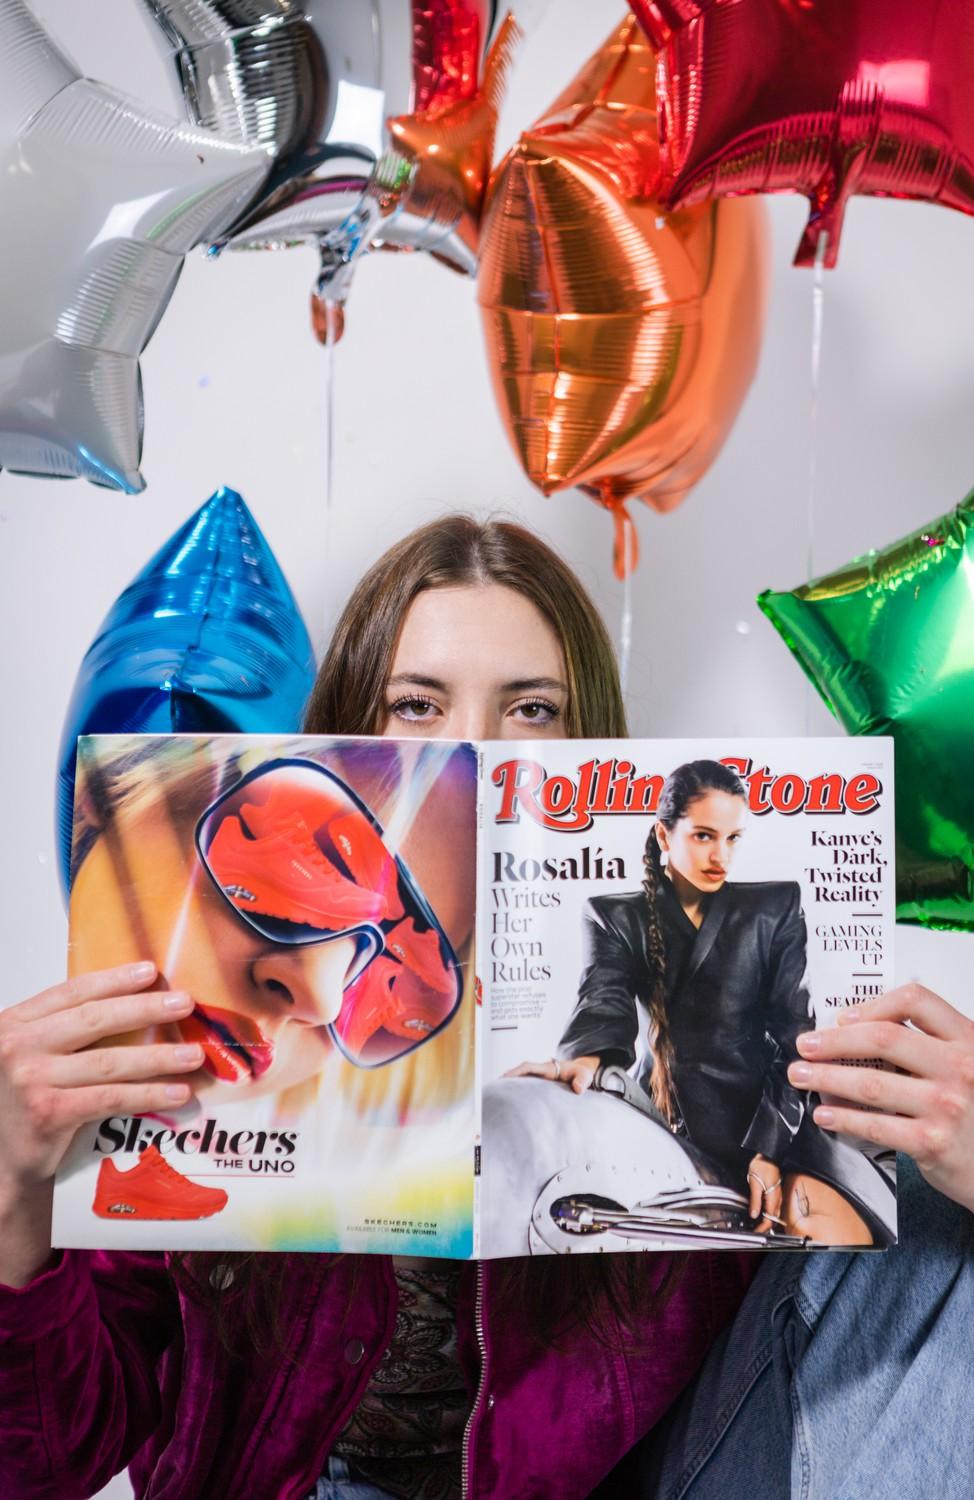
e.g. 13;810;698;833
388;14;520;273
311;14;519;344
477;16;770;575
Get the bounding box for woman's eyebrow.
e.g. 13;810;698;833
501;677;569;693
386;673;449;690
385;674;569;693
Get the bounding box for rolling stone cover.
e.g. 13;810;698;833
54;734;896;1257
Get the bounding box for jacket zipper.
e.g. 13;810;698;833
460;1261;487;1500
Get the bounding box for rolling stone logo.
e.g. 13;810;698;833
492;755;883;834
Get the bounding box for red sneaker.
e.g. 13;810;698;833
207;813;387;930
328;810;404;922
388;968;457;1037
92;1146;229;1220
335;956;399;1057
335;944;456;1062
384;918;454;995
241;786;404;924
239;779;347;840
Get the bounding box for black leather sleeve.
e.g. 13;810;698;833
556;899;641;1068
741;884;814;1161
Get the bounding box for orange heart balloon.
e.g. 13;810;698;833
477;16;771;575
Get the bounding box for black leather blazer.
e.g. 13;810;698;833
558;881;813;1174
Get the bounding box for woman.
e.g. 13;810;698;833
0;518;754;1500
514;759;880;1242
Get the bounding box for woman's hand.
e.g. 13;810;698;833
746;1152;783;1231
787;983;974;1214
0;961;203;1286
0;961;201;1197
504;1054;601;1094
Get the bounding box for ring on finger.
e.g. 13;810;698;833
747;1170;781;1196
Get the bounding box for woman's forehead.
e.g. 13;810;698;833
392;584;566;682
683;789;747;824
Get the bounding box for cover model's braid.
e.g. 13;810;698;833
642;758;748;1126
642;826;679;1124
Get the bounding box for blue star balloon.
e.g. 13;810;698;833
56;487;316;895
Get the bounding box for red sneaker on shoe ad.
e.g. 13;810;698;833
93;1146;229;1220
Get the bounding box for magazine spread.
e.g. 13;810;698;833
54;733;896;1257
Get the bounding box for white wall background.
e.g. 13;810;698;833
2;4;972;1493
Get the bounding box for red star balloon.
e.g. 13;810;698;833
630;0;974;267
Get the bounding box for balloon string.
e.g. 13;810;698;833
324;334;335;515
321;304;338;602
619;512;634;698
806;232;828;731
808;232;827;581
311;283;343;601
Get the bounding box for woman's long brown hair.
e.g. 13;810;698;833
180;516;685;1351
305;513;627;739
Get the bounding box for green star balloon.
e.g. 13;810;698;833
759;496;974;931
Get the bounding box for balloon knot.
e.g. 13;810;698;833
598;493;639;579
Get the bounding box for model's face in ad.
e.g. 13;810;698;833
71;805;360;1100
383;583;570;741
659;790;747;893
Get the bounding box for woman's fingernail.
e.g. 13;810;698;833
165;1083;191;1101
131;961;155;980
163;992;191;1011
814;1107;835;1127
173;1044;202;1065
797;1031;821;1054
789;1062;812;1083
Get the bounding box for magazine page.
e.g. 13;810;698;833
53;733;478;1258
478;738;897;1258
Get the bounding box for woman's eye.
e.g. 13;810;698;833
511;698;560;725
388;696;439;722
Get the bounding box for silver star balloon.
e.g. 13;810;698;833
138;2;530;335
0;0;270;492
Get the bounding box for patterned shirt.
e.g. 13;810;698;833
331;1257;467;1499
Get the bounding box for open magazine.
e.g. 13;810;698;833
54;733;896;1257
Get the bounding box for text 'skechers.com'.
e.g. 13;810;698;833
55;734;896;1257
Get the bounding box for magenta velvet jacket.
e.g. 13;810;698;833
0;1247;754;1499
